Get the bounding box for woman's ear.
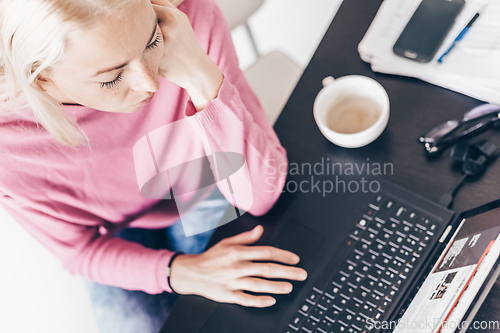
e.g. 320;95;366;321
34;70;52;91
34;77;48;92
32;69;75;104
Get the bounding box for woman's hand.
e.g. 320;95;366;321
168;0;184;6
151;0;223;111
169;225;308;307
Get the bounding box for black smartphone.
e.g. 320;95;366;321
393;0;465;63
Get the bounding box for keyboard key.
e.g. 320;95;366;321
349;323;362;332
299;302;313;316
360;238;372;248
336;310;355;327
422;234;431;245
357;218;369;230
375;199;395;221
352;286;369;304
373;219;384;228
302;318;317;332
330;322;349;332
325;284;342;299
370;194;384;208
289;314;305;330
324;306;340;322
393;275;405;288
420;216;431;226
345;275;363;290
373;311;383;321
345;299;362;314
349;231;360;241
337;295;349;308
396;248;411;263
340;290;352;301
330;271;348;288
316;318;333;333
339;260;356;275
416;222;427;231
387;232;405;247
354;241;368;256
389;258;404;272
375;280;390;296
342;268;360;282
388;219;400;230
366;266;382;286
309;307;325;322
382;269;397;284
352;315;367;332
306;290;321;305
409;233;421;242
359;303;375;321
404;210;418;222
378;296;392;311
392;205;407;221
405;237;420;251
367;291;382;307
317;295;333;310
373;254;388;269
347;250;364;265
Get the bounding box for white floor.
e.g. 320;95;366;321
0;1;342;332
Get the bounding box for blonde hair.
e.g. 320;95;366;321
0;0;140;148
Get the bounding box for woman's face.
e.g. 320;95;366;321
41;0;164;113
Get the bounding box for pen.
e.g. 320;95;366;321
437;12;481;64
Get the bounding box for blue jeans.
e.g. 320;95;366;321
85;188;230;333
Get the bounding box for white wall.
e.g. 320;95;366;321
0;0;342;332
232;0;343;70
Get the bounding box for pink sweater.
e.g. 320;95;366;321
0;0;287;294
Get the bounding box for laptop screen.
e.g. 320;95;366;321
392;207;500;333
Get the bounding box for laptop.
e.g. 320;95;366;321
161;176;500;333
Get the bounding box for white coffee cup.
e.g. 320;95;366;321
313;75;390;148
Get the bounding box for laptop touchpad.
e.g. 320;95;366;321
272;222;323;268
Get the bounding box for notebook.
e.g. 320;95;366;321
161;176;500;333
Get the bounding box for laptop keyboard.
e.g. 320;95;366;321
283;194;439;333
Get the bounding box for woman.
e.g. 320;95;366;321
0;0;307;332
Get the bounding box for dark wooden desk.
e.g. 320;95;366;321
162;0;500;331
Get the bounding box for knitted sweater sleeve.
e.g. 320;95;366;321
181;0;288;216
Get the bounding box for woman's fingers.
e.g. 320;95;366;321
151;3;175;23
150;0;176;8
242;262;308;281
231;291;276;308
236;245;300;265
168;0;184;7
219;225;264;246
151;0;181;23
173;227;308;308
236;277;293;294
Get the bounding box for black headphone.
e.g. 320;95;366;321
439;139;499;209
451;139;499;176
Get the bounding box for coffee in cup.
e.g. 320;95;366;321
313;76;390;148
